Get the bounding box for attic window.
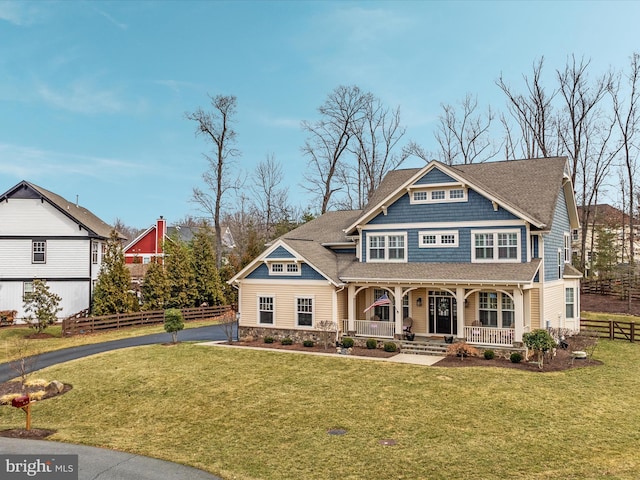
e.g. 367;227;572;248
269;262;301;276
410;186;467;204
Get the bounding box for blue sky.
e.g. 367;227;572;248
0;0;638;230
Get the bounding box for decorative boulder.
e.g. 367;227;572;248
46;380;65;394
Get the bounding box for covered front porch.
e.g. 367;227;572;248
341;284;534;347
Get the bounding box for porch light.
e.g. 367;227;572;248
416;297;422;307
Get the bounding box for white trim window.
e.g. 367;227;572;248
32;240;46;264
258;296;275;325
269;262;301;276
367;233;407;262
472;230;520;263
23;281;34;301
419;230;459;248
558;249;563;278
565;288;575;319
92;241;99;264
296;297;313;327
410;186;468;204
478;292;514;328
564;233;571;263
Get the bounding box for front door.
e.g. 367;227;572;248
429;292;458;335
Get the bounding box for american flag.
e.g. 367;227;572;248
363;293;391;313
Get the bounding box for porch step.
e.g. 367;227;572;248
400;340;449;356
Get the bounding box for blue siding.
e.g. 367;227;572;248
531;235;539;258
266;245;295;259
369;189;519;225
543;187;570;281
363;226;528;263
246;263;325;280
415;167;456;185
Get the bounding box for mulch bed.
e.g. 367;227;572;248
0;382;72;440
234;340;398;358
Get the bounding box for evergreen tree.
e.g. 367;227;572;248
165;238;197;308
191;225;225;306
141;260;169;310
593;225;617;277
92;230;138;315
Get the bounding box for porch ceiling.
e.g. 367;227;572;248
338;258;541;285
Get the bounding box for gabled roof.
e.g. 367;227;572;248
0;180;123;240
346;157;574;234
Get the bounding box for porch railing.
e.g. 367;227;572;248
341;319;395;339
464;326;514;346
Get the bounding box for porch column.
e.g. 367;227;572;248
394;286;403;335
347;284;356;333
456;287;465;338
513;288;524;343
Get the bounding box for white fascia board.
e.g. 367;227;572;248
123;225;156;252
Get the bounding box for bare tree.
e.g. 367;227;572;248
496;57;559;159
556;55;618;271
186;94;241;269
251;154;290;239
301;85;370;213
348;99;407;207
610;53;640;268
434;93;499;165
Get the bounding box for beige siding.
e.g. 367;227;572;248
543;281;565;329
529;287;540;330
239;281;334;329
336;289;347;322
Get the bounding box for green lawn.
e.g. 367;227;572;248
0;319;221;363
2;340;640;480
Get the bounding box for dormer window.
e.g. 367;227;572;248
410;186;468;204
269;261;301;276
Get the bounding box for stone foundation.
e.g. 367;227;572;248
239;326;337;345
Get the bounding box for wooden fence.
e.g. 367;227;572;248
62;305;235;337
581;277;640;301
580;318;638;342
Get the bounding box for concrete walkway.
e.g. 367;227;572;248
199;341;445;366
0;437;221;479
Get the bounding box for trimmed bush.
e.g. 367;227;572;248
484;349;495;360
383;342;398;352
281;337;293;345
264;336;275;344
510;352;523;363
303;340;315;347
164;308;184;344
366;338;377;349
341;337;355;348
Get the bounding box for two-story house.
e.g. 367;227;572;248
0;180;122;321
229;157;582;348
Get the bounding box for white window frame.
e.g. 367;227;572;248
268;261;301;276
367;232;407;263
419;230;459;248
295;296;314;327
478;292;514;328
410;186;468;204
564;233;571;263
32;240;46;264
258;295;275;325
558;249;563;278
23;281;34;301
565;288;575;319
471;230;520;263
92;241;99;264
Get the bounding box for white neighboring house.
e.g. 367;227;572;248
0;180;124;322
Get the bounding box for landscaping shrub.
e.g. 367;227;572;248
484;349;495;360
446;342;480;361
264;336;275;344
366;338;377;349
383;342;398;352
341;337;355;348
281;337;293;345
164;308;184;344
510;352;523;363
303;340;315;347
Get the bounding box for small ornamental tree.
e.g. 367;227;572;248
23;279;62;334
164;308;184;344
522;329;557;369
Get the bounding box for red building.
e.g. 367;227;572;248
124;216;167;265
